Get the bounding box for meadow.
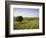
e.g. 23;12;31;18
13;17;39;30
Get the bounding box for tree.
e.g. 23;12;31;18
16;16;23;23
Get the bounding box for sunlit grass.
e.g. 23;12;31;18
13;20;39;30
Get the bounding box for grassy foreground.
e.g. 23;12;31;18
13;20;39;30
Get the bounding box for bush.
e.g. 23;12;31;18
16;16;23;23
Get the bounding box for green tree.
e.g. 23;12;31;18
16;16;23;23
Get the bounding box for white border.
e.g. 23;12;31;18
10;5;43;35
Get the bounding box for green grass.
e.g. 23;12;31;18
13;20;39;30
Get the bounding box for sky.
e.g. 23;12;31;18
13;8;39;17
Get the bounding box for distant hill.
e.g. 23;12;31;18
13;17;39;21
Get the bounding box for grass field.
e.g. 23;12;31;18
13;19;39;30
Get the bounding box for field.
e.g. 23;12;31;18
13;17;39;30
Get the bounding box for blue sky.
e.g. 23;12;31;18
13;8;39;17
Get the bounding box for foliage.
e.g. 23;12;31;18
16;16;23;23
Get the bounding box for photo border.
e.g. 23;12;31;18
5;1;45;37
10;5;42;35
